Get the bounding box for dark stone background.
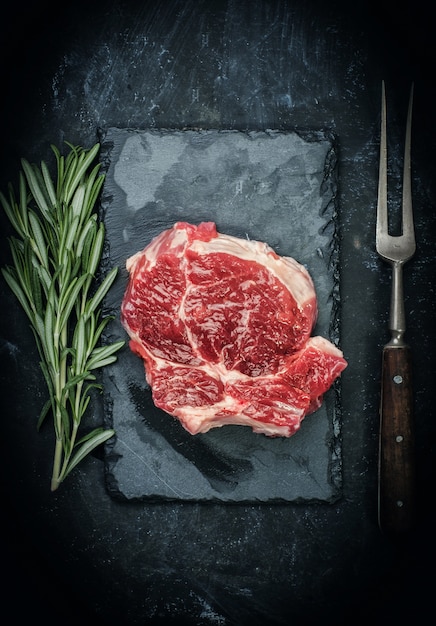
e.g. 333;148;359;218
1;1;435;625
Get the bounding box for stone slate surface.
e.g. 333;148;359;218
99;127;342;502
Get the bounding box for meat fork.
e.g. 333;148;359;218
376;81;415;534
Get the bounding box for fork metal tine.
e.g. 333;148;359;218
376;81;388;250
376;81;415;263
402;84;414;242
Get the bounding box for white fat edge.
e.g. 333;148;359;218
306;335;344;358
176;401;304;436
126;225;189;273
188;232;316;308
125;248;144;273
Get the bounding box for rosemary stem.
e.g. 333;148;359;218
51;436;63;491
57;420;80;486
51;320;68;490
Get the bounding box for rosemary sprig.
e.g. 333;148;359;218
1;142;124;491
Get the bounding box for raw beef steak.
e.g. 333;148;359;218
121;221;347;437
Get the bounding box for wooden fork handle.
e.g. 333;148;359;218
378;345;415;534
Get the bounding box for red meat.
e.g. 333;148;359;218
121;221;347;437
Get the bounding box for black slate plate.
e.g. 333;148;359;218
100;127;343;502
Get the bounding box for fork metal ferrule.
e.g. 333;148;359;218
387;260;406;346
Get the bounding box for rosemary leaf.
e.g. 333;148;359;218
87;342;125;371
1;267;34;322
63;143;100;205
71;183;86;220
63;214;81;253
28;210;49;268
43;299;57;370
21;159;51;218
66;428;115;477
0;190;21;235
83;164;104;213
19;173;30;233
88;223;105;277
37;396;53;431
76;214;97;259
37;264;53;298
62;371;91;394
85;266;118;317
57;274;89;334
41;160;57;207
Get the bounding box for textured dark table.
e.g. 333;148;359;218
1;1;435;625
